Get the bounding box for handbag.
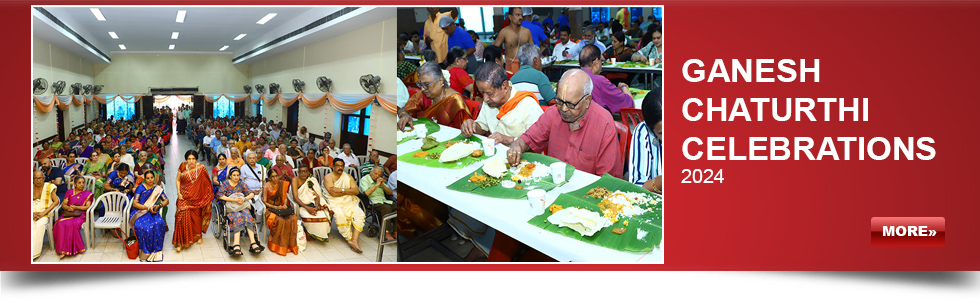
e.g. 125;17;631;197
113;229;139;260
62;209;84;218
61;191;85;217
224;192;252;213
269;206;294;217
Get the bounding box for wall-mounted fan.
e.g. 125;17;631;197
52;80;66;95
359;74;381;94
292;79;305;93
93;85;104;95
243;85;252;94
33;78;48;95
83;84;94;95
255;84;265;94
316;76;332;92
70;83;82;95
269;83;281;94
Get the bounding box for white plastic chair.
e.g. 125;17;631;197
344;166;361;183
311;167;332;190
75;158;88;166
292;168;299;178
50;158;67;169
82;176;98;196
44;204;61;251
87;192;131;246
356;155;368;166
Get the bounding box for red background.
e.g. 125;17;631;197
6;1;980;270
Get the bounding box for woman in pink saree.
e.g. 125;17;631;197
53;176;93;258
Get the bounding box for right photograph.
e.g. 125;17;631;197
395;6;663;262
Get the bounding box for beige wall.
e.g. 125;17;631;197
249;18;397;153
93;53;249;94
33;36;96;143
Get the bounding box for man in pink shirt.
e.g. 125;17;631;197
506;69;623;178
579;44;634;114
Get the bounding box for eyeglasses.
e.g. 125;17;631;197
418;79;441;91
554;94;588;110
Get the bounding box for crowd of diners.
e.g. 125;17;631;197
397;7;662;112
32;106;399;262
396;7;663;262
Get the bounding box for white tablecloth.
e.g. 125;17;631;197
398;124;663;263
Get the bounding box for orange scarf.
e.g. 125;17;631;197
496;91;538;120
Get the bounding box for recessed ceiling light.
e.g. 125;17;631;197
234;34;247;40
171;32;179;39
118;44;126;50
90;8;106;21
256;13;277;25
219;45;229;51
108;32;118;39
169;45;175;50
176;10;186;23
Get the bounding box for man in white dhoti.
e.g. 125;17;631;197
32;170;59;260
324;158;367;253
291;163;332;242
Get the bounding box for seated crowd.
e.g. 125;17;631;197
32;109;398;261
32;108;173;260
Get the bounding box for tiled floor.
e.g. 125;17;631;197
36;130;397;263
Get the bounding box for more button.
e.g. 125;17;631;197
871;217;945;247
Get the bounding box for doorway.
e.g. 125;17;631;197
340;104;371;155
286;101;299;134
56;108;66;141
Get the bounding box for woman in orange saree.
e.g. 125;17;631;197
262;169;298;256
172;150;214;252
398;61;475;130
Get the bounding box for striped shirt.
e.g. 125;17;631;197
628;121;662;185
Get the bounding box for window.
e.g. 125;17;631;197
213;95;234;118
630;8;644;22
590;7;610;24
459;7;495;34
344;104;372;136
651;7;662;21
106;96;135;120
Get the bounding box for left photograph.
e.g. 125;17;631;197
31;6;398;263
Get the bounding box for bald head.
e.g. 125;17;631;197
555;69;593;124
558;69;592;98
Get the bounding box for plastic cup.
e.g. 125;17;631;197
649;58;655;65
550;162;567;183
527;189;547;215
414;126;427;138
482;138;496;157
611;58;617;64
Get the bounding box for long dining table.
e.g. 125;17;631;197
398;123;664;262
550;61;663;90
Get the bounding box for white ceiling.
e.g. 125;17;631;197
32;6;393;64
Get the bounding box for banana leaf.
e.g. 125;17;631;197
397;118;441;144
445;152;576;199
527;174;663;252
397;134;488;169
629;88;649;101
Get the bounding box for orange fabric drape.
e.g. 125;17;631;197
203;94;250;103
375;94;398;114
276;93;329;108
325;94;376;114
32;95;70;113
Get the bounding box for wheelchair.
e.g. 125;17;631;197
211;192;264;253
355;192;395;238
